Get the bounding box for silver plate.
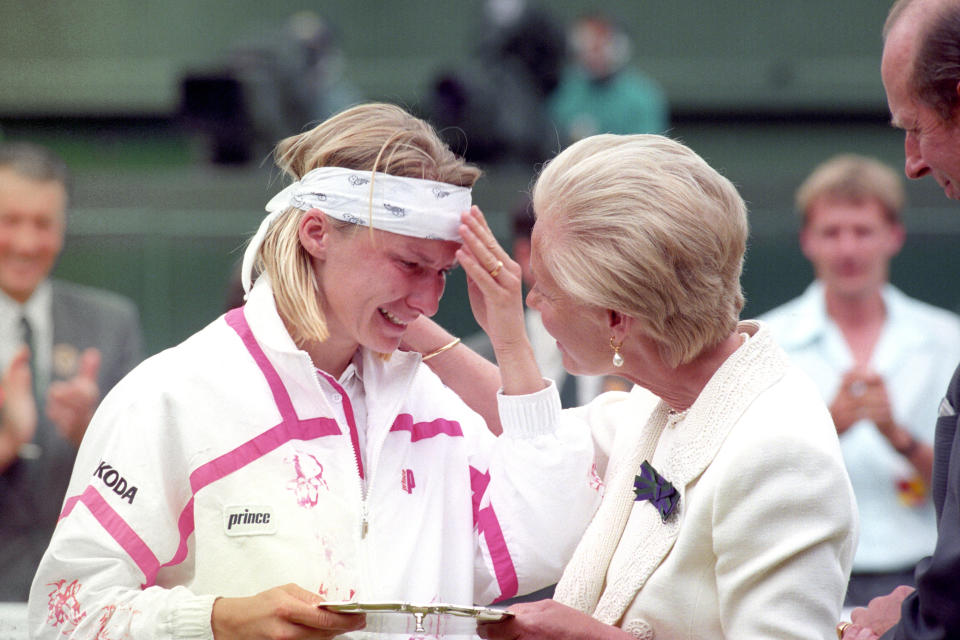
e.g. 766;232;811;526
319;601;513;624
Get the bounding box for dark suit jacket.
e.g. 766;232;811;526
0;279;142;600
883;363;960;639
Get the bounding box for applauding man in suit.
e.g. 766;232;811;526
0;141;143;601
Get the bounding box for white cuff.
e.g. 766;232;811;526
162;592;218;640
496;379;562;439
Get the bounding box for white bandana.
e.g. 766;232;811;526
241;167;472;293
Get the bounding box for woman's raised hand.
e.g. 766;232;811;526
458;206;546;396
457;206;527;353
211;584;366;640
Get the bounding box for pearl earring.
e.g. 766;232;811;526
610;337;624;367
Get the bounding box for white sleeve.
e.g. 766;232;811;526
27;375;216;640
470;382;602;604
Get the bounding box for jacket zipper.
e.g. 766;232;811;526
315;368;369;539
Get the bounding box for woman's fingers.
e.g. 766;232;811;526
462;206;512;266
276;584;366;634
460;221;520;288
458;243;517;298
457;243;502;290
306;607;366;635
460;219;499;274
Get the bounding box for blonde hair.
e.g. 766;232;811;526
256;103;481;345
795;154;905;225
532;134;747;368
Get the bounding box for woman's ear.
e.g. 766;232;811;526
607;309;633;341
298;209;330;258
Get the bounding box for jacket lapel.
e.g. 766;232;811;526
591;401;679;625
554;391;665;616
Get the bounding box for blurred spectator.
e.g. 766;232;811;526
428;0;565;163
760;154;960;606
0;142;143;600
181;11;362;164
549;12;669;145
478;0;566;98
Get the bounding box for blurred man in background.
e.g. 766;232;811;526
761;154;960;607
0;142;143;600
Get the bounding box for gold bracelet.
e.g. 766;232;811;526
421;337;461;361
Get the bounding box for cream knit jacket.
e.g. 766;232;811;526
554;321;857;639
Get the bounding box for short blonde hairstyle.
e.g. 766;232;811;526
531;134;747;368
256;103;481;345
795;154;905;225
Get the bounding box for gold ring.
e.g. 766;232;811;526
836;621;852;639
488;260;503;278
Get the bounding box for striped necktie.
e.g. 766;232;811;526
19;314;40;405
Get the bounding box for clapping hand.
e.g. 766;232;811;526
830;369;894;435
0;346;38;468
47;347;101;447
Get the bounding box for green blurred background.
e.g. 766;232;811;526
1;0;956;356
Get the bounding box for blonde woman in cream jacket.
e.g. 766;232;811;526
412;133;858;639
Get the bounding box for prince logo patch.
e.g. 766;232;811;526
224;505;277;536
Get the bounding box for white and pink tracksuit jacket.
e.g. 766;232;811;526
27;280;600;640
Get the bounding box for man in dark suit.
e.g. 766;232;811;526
840;0;960;638
0;142;143;600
